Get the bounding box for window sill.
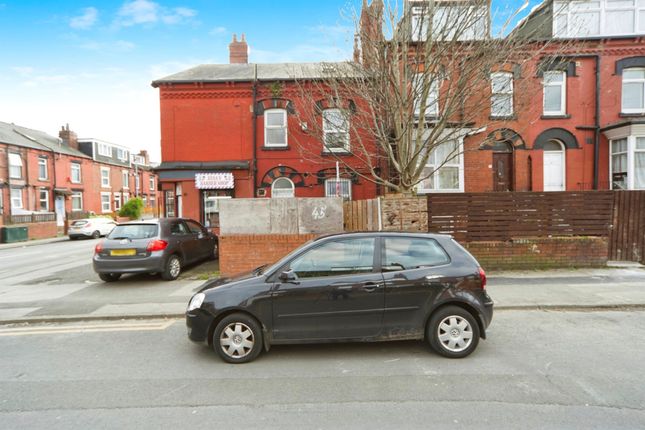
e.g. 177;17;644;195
261;146;290;151
619;112;645;118
541;114;571;120
321;151;352;156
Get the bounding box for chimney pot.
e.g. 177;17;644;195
229;33;249;64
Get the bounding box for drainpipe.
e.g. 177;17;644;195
593;55;600;190
252;64;258;196
50;147;58;213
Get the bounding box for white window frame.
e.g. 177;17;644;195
149;177;155;191
114;192;122;211
554;0;645;38
71;192;83;212
101;167;110;188
622;68;645;114
414;73;439;118
117;148;129;161
324;178;352;200
122;170;129;189
543;71;567;116
264;109;288;147
101;192;112;213
71;162;82;184
123;193;130;204
610;135;645;190
135;175;140;193
10;188;23;209
9;153;23;179
491;72;514;118
97;142;112;157
271;177;295;198
323;108;350;153
38;189;49;211
38;157;48;180
416;140;465;193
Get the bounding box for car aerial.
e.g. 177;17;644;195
93;218;218;282
186;232;493;363
68;217;117;240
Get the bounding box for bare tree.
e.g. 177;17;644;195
290;0;579;194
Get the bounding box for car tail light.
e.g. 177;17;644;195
147;240;168;252
478;267;487;289
94;242;103;254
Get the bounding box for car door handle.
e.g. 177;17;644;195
362;282;382;292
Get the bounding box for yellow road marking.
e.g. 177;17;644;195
0;319;178;337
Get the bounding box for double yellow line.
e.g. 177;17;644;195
0;320;177;337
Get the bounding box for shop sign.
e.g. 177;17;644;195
195;172;234;190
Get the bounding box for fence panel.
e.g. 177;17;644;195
609;191;645;263
343;199;379;231
4;212;57;224
427;192;614;242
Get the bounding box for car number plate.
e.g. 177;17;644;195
110;249;136;256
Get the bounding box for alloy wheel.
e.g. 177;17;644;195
219;322;255;359
437;315;473;353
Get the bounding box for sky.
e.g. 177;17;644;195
0;0;538;163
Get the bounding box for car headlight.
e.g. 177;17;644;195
187;293;205;312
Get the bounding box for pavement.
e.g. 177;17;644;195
1;238;645;324
0;235;69;250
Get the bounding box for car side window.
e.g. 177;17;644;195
383;237;450;272
185;220;204;235
289;238;375;279
170;222;188;235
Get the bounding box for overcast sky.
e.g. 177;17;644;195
0;0;538;162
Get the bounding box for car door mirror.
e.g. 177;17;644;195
279;269;299;284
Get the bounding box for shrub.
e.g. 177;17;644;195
119;197;144;220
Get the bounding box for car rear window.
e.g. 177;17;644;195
383;237;450;271
108;224;158;240
71;220;88;227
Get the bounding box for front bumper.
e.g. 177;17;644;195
93;253;165;274
186;309;215;343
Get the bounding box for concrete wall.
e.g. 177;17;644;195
220;197;343;235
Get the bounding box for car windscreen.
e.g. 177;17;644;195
108;224;158;240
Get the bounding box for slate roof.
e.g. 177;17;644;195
151;62;357;87
0;121;91;158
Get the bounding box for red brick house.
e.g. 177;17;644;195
0;121;158;238
152;35;379;229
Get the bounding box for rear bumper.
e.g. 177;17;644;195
186;309;214;343
93;254;165;274
69;231;93;238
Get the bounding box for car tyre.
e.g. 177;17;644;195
213;313;263;364
427;306;480;358
69;236;78;241
92;230;101;239
210;241;219;260
98;273;121;282
161;254;181;281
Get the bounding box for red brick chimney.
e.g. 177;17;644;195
59;124;79;150
229;33;249;64
138;150;149;165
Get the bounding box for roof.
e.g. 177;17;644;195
0;121;91;158
151;62;358;87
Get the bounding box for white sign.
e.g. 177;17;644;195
195;173;234;190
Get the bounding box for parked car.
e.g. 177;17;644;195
93;218;218;282
69;218;117;240
186;232;493;363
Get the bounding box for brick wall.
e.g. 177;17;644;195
219;234;318;276
465;237;609;270
23;222;58;240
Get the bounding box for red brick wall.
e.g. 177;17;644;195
219;234;318;276
465;237;608;270
25;222;58;240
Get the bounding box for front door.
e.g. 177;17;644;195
544;151;565;191
55;196;65;227
493;153;513;191
271;237;384;341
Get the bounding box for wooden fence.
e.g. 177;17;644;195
426;192;615;242
343;199;380;231
3;212;57;225
610;191;645;262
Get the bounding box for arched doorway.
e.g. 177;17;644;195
543;140;566;191
271;177;295;198
492;140;513;191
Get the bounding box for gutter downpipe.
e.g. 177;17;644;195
252;64;258;197
593;54;600;190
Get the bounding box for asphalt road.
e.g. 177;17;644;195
1;310;644;429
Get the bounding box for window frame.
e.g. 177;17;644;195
149;177;155;191
38;157;48;180
554;0;645;38
610;135;645;190
324;178;352;200
414;73;439;118
122;170;129;189
10;187;23;209
97;142;112;157
38;189;49;211
71;192;83;212
264;108;288;148
490;72;514;118
271;177;295;198
543;70;567;116
71;162;82;184
101;192;112;213
322;108;350;153
9;153;23;179
381;236;451;273
417;139;465;193
101;167;110;188
622;67;645;114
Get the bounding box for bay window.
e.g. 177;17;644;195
609;136;645;190
417;140;464;193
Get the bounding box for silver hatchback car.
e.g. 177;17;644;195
93;218;218;282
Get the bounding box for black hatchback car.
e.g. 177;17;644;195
93;218;217;282
186;232;493;363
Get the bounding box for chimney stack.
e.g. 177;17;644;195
59;124;79;150
229;33;249;64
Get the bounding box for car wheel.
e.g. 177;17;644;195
213;313;262;364
98;273;121;282
427;306;480;358
210;242;219;260
92;230;101;239
161;255;181;281
69;236;77;241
